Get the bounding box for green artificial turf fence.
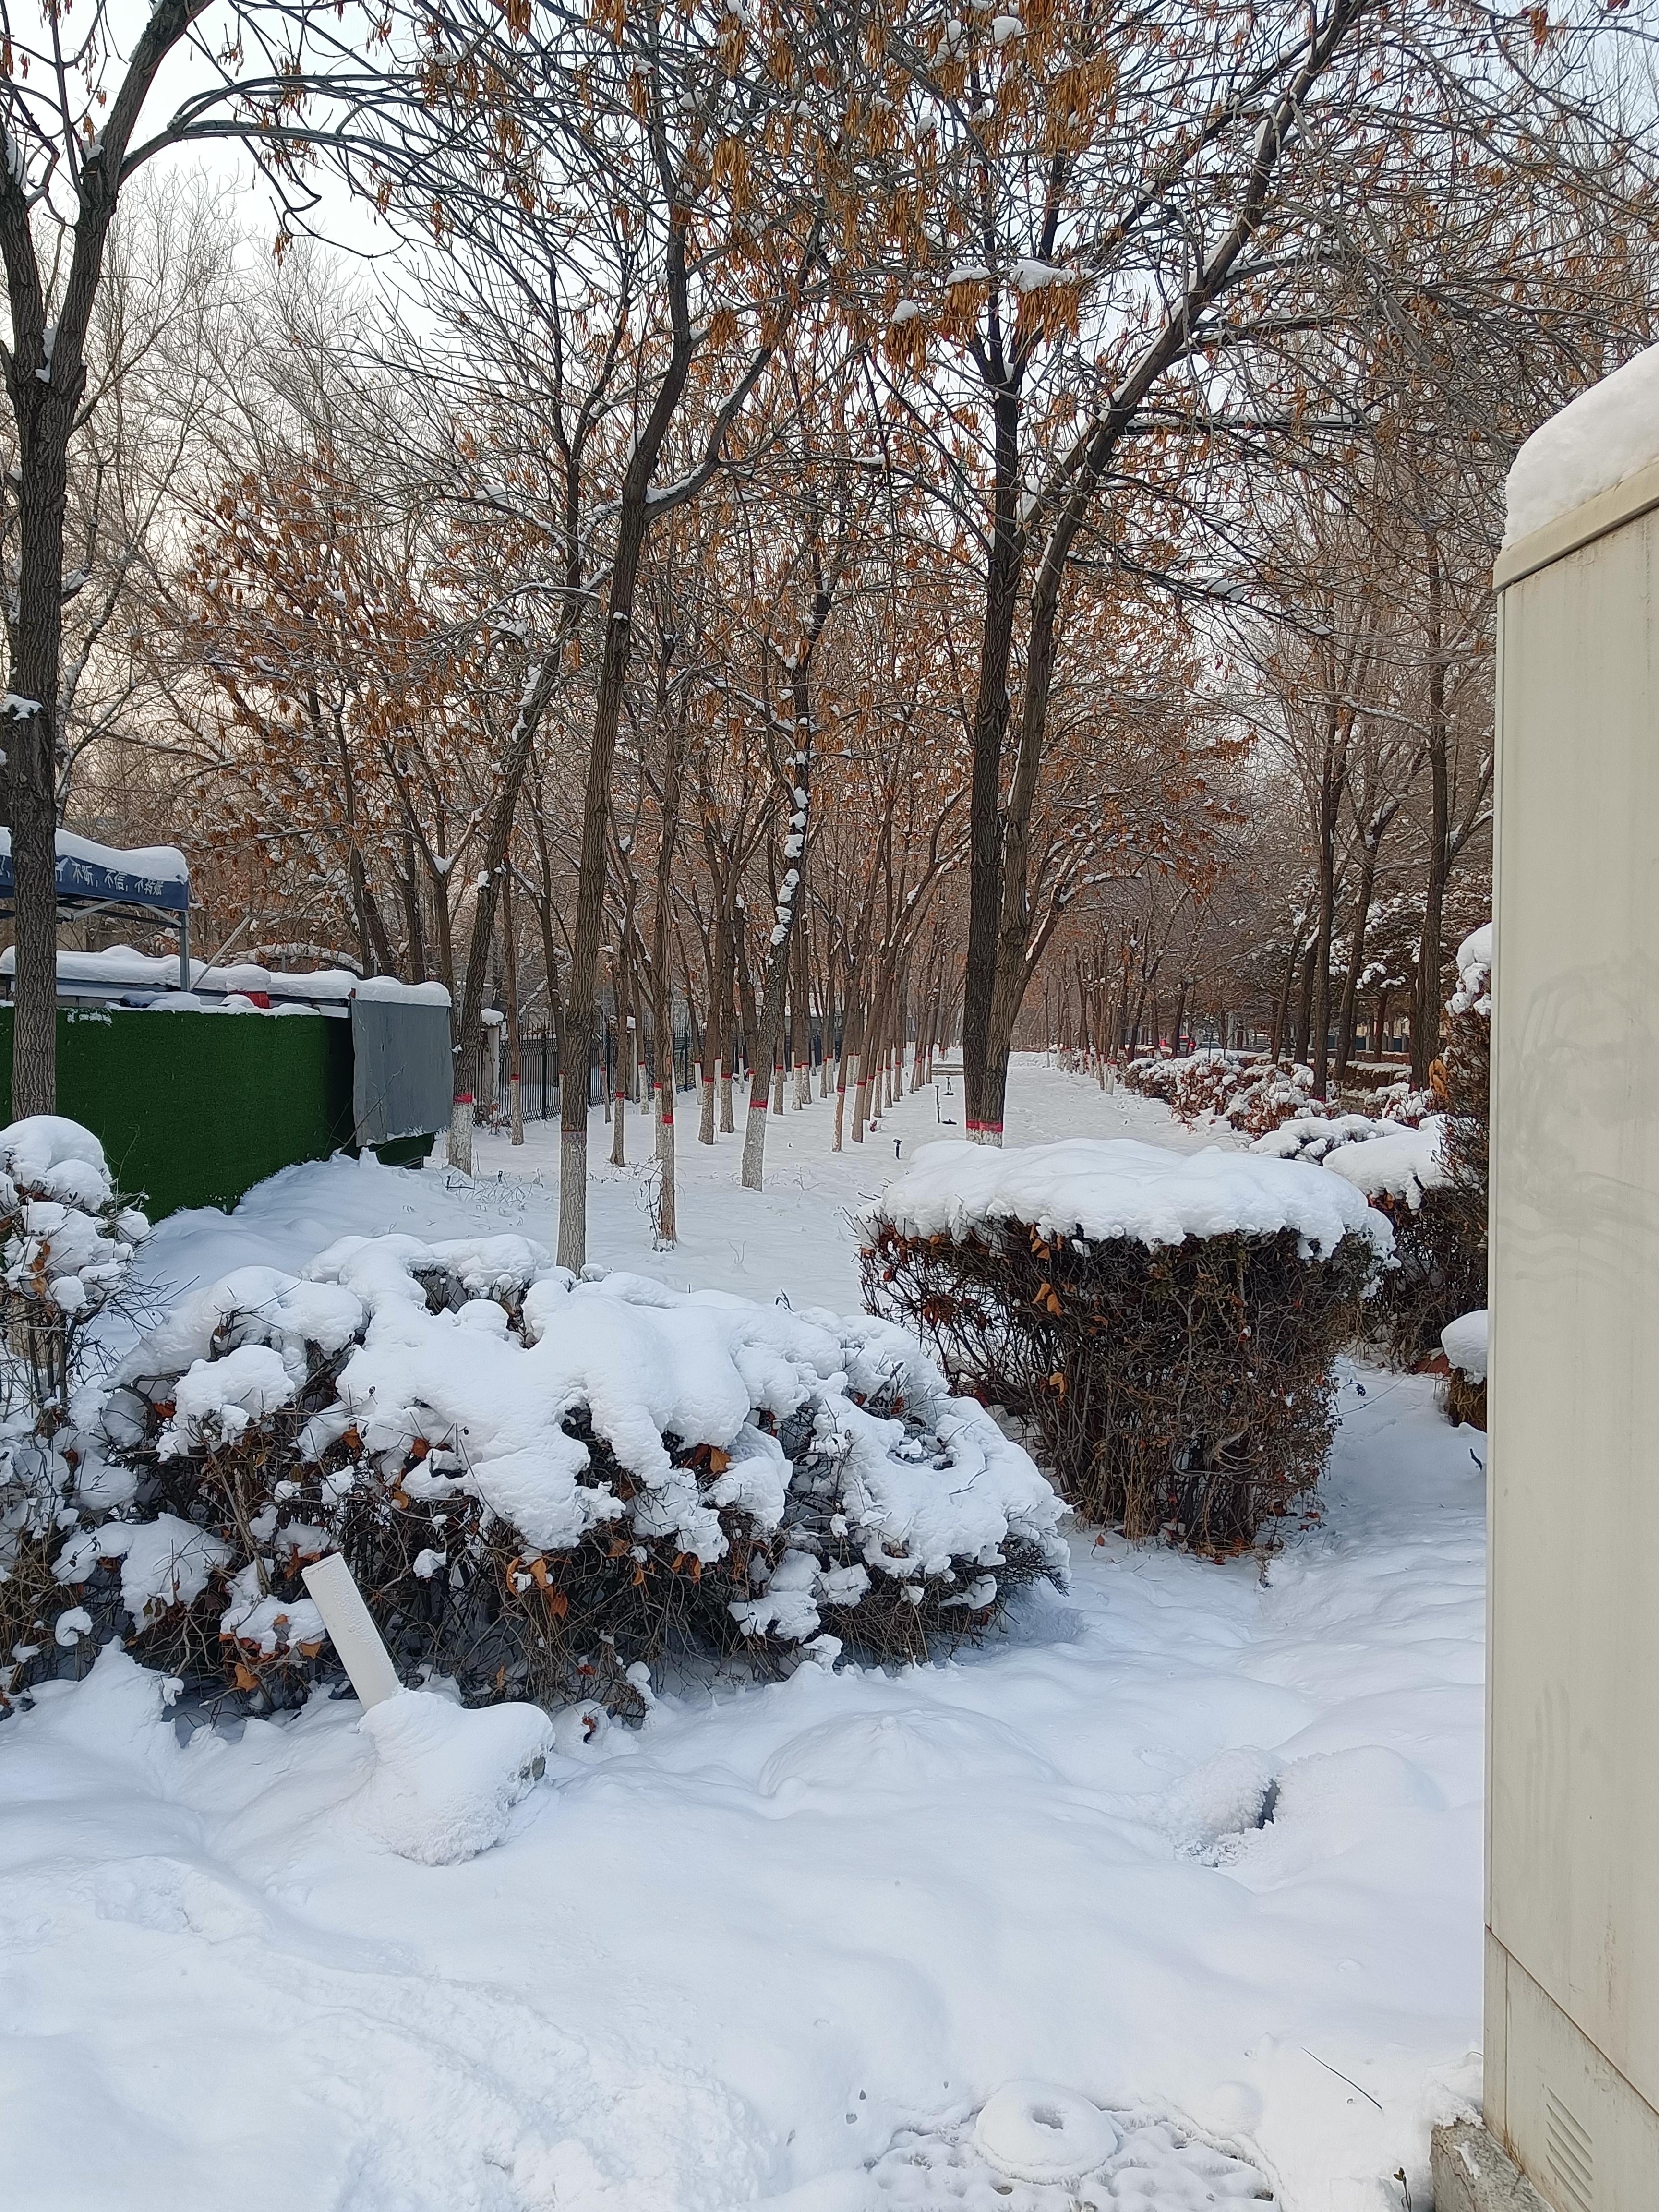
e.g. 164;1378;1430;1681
0;1006;361;1220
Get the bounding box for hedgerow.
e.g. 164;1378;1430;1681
861;1139;1387;1554
41;1232;1068;1715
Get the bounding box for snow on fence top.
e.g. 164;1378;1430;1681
867;1137;1393;1260
1505;343;1659;547
0;944;450;1010
0;827;189;911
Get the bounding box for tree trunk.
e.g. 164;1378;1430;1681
1309;733;1343;1100
0;22;190;1115
609;947;631;1169
1292;939;1317;1065
1334;822;1388;1085
449;656;557;1169
3;357;78;1116
962;384;1024;1142
791;916;811;1108
742;717;815;1189
1270;931;1302;1062
504;870;524;1145
1413;530;1450;1090
557;492;656;1268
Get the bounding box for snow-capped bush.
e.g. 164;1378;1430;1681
1128;1051;1433;1139
53;1234;1067;1710
861;1138;1389;1553
1367;1078;1437;1128
1450;923;1492;1018
0;1117;147;1403
1318;1116;1449;1211
0;1118;148;1708
1289;926;1489;1374
1440;1308;1488;1429
1122;1049;1268;1126
1250;1112;1397;1163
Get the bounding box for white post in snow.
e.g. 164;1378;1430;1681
301;1553;401;1709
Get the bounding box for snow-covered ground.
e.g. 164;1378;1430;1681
0;1059;1486;2211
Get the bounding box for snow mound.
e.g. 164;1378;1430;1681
1505;343;1659;546
758;1707;1053;1800
869;1137;1391;1260
351;1690;555;1864
1320;1118;1448;1211
1442;1310;1488;1383
974;2083;1120;2183
159;1343;295;1455
116;1265;367;1388
1157;1745;1279;1854
1268;1745;1442;1854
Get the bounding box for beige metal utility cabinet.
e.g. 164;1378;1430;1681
1488;445;1659;2208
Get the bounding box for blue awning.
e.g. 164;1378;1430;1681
0;829;189;915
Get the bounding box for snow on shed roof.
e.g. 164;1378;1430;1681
0;828;189;912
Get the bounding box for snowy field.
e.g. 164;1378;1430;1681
0;1058;1485;2211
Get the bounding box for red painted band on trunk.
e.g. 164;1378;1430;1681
454;1094;473;1106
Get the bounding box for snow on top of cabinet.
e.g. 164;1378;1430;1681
1505;343;1659;548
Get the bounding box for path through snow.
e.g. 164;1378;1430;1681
0;1060;1485;2210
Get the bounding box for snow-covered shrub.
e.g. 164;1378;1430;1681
1124;1050;1250;1123
1119;1053;1186;1106
1310;927;1489;1372
1123;1051;1328;1139
0;1118;148;1707
1438;921;1491;1276
1441;1309;1488;1429
1319;1115;1485;1370
54;1235;1067;1710
1219;1058;1318;1137
861;1139;1390;1554
1370;1079;1436;1128
1250;1112;1395;1163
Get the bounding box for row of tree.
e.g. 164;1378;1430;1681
4;0;1657;1263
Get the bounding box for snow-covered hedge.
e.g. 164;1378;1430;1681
1122;1050;1319;1136
1440;1308;1488;1428
1299;1116;1449;1209
1250;1111;1399;1164
861;1138;1390;1553
0;1119;149;1706
45;1234;1067;1711
1253;1100;1484;1374
1248;925;1488;1375
1122;1050;1431;1139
